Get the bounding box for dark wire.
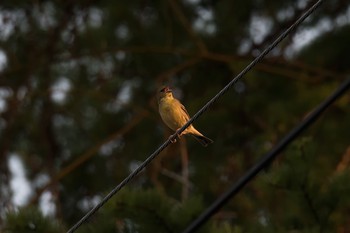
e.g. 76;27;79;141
67;1;323;232
182;77;350;233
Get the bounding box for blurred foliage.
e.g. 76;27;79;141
0;0;349;232
78;188;207;233
3;207;65;233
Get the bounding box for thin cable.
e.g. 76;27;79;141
67;1;323;232
180;0;323;133
182;77;350;233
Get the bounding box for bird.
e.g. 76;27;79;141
158;86;213;147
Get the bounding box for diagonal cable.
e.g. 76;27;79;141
67;0;323;232
182;77;350;233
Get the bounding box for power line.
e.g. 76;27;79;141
67;1;323;232
182;76;350;233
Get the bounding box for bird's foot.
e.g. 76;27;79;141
169;136;177;143
169;129;182;144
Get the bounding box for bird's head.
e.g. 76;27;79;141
158;86;173;100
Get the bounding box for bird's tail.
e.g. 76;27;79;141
191;134;213;147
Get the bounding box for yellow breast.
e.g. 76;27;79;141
159;97;184;131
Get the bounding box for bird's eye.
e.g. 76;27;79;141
160;88;165;93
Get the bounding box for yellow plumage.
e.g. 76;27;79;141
158;86;213;147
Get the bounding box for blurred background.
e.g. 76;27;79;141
1;0;350;232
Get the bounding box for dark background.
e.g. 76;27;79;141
1;0;350;232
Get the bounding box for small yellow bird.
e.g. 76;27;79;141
158;86;213;147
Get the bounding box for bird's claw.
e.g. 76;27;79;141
169;129;182;144
170;137;177;143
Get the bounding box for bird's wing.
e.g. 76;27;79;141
180;103;190;121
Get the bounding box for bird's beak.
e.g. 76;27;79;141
164;87;172;93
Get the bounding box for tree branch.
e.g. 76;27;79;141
168;0;208;54
29;109;148;205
